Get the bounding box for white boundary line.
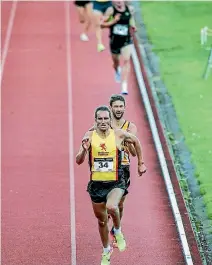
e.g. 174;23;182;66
131;45;194;265
0;1;17;264
65;2;77;265
0;0;17;85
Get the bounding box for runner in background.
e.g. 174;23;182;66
101;1;136;94
92;0;113;52
74;1;93;41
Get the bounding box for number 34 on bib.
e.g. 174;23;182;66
94;158;114;172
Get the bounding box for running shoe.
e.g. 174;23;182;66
80;33;89;41
114;231;126;252
110;227;118;248
101;247;113;265
97;43;105;52
121;81;128;95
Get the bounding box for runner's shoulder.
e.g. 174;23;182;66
127;4;135;15
128;121;137;135
84;130;93;139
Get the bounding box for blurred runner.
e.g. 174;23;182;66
101;1;136;94
92;0;113;52
74;1;93;41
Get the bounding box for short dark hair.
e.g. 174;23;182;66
109;94;126;107
95;105;111;119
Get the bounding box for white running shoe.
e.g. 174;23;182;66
121;81;128;95
80;33;89;41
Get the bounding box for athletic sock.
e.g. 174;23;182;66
113;227;122;235
103;245;111;253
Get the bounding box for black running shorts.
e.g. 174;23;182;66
87;174;127;204
74;1;91;7
122;165;130;196
110;37;133;55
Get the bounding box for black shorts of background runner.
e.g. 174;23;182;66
110;36;132;55
74;1;91;7
87;171;127;203
122;165;130;196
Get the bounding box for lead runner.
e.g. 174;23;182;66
76;105;146;265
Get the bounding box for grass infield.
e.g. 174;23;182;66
140;1;212;219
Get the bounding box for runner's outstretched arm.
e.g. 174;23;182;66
100;7;119;28
76;131;91;165
117;129;147;176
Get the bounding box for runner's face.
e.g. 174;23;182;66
110;100;125;120
95;111;111;132
113;1;125;9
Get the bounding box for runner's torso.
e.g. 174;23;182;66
110;5;131;40
89;129;122;181
120;120;131;166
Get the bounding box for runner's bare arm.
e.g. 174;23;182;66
128;5;136;30
88;125;95;131
76;131;92;165
127;123;137;157
101;7;120;28
117;129;144;165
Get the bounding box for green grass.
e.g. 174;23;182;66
140;1;212;219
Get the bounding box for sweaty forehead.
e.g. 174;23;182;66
112;100;125;107
96;111;110;119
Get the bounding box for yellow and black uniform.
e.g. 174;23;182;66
87;129;126;203
120;120;131;196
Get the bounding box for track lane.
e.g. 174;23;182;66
2;2;72;264
2;2;191;264
70;4;185;265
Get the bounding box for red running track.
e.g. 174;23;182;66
2;2;188;265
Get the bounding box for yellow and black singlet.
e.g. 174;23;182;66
89;129;122;181
120;120;131;166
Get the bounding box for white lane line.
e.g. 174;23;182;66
131;45;194;265
64;2;77;265
0;0;18;85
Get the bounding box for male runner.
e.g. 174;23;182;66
76;105;146;265
74;1;93;41
108;94;137;244
101;1;137;94
88;95;137;232
92;0;112;52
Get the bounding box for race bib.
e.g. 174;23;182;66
94;158;113;172
113;24;128;36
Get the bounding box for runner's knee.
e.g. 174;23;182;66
123;58;130;66
97;216;108;227
106;203;119;215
